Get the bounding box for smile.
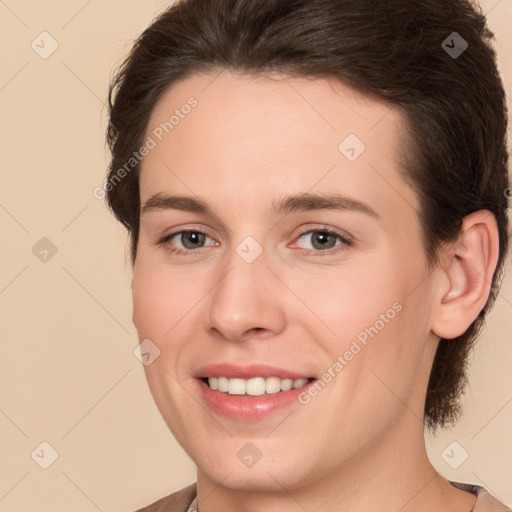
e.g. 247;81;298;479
205;376;314;396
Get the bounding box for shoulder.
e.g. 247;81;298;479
450;481;511;512
133;482;197;512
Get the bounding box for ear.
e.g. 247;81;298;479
431;210;500;340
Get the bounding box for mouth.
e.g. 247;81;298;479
194;363;318;420
201;376;316;396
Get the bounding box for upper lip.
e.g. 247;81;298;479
195;363;315;380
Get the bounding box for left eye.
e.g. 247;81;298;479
165;230;215;250
296;229;351;251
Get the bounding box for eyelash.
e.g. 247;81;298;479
158;226;353;257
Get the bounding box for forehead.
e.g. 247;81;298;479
140;70;418;221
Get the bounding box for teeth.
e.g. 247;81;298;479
246;377;266;396
280;378;293;391
218;377;229;392
228;378;246;395
206;376;310;395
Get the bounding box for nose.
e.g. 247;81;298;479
205;248;287;342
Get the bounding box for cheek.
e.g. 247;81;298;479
132;267;167;336
132;258;206;338
292;261;402;346
294;253;430;388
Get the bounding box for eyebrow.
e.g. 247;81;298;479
140;192;379;218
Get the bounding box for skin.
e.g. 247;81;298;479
132;71;498;512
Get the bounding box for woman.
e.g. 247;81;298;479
104;0;511;510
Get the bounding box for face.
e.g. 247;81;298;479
133;71;439;492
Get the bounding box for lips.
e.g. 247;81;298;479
195;363;315;380
194;363;317;420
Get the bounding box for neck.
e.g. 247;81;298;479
195;412;476;512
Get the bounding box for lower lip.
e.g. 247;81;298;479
197;378;316;420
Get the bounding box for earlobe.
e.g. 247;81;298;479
431;210;499;340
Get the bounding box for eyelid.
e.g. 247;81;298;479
159;223;216;241
294;224;353;242
166;230;216;247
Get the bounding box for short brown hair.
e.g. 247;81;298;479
105;0;510;432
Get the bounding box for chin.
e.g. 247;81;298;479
200;463;303;493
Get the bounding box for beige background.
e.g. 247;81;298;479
0;1;511;510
